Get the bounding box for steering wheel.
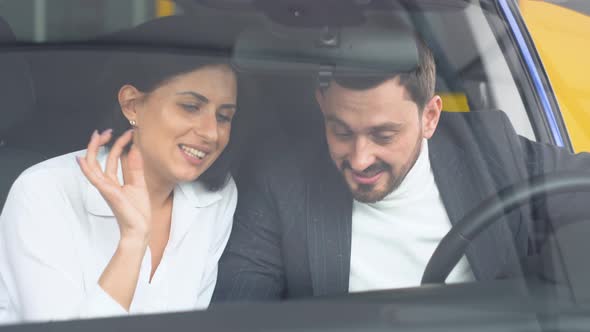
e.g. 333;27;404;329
421;172;590;285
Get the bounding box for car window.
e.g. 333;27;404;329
0;0;180;42
520;0;590;152
0;0;588;330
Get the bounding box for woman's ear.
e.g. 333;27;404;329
118;84;143;124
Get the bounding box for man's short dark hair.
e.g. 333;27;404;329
330;31;436;112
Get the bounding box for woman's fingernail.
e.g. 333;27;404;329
91;130;98;139
103;128;113;135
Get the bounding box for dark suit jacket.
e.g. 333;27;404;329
213;110;590;301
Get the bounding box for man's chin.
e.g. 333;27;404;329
348;180;390;203
351;188;389;203
347;175;400;203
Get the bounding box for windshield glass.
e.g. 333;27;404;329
1;0;589;330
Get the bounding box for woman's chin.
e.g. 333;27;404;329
175;170;203;183
169;153;217;183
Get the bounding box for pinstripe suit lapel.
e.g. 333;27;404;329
306;147;353;297
429;112;522;281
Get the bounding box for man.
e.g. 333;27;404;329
213;30;590;300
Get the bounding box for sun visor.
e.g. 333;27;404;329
232;27;419;77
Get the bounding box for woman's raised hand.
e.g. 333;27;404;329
77;129;152;243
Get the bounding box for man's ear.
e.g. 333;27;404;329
118;84;144;124
421;95;443;139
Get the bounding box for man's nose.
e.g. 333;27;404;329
194;109;219;143
349;137;375;171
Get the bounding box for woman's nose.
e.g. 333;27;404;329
194;110;219;143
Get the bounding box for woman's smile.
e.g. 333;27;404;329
178;144;210;166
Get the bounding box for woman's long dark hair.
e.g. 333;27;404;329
99;16;244;191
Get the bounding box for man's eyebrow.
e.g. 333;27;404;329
176;91;209;103
371;122;403;132
326;115;401;132
325;115;351;129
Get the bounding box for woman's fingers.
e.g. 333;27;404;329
105;129;134;182
81;128;146;197
78;155;127;208
85;129;113;174
79;128;120;194
84;130;100;169
77;155;109;191
122;143;147;188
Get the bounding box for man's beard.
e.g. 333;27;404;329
342;136;423;203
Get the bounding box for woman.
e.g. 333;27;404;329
0;28;240;322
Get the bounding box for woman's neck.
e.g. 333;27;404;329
144;167;175;210
121;153;175;210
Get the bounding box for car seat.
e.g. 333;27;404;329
0;17;46;212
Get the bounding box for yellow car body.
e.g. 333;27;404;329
520;0;590;152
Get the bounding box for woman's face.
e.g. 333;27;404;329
121;64;237;185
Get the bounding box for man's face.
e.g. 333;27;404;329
316;77;442;203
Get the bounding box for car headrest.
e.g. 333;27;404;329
0;16;35;136
0;17;15;41
232;26;419;81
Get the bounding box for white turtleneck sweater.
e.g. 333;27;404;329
349;139;474;292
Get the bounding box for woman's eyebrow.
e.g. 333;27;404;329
177;91;236;110
220;104;237;111
176;91;209;103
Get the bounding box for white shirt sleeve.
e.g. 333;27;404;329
0;171;127;323
195;178;237;308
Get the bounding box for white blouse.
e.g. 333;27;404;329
0;149;237;324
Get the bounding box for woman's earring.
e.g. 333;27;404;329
129;120;137;127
